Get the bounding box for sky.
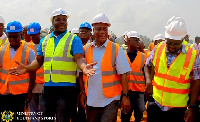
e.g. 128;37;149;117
0;0;199;41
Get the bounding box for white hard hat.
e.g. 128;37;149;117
92;13;111;27
0;15;5;24
127;31;140;38
71;28;79;34
165;16;187;40
50;8;69;22
153;34;165;41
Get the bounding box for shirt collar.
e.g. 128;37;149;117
92;38;110;48
50;30;68;38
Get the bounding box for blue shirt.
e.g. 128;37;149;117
37;30;83;86
126;49;138;63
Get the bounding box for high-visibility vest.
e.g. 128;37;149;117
152;42;196;107
26;41;34;50
148;43;154;51
83;41;121;98
41;32;77;83
0;36;8;46
183;40;193;48
144;49;149;57
0;43;30;95
27;41;44;84
125;50;146;92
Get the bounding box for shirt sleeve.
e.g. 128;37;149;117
28;49;36;65
115;47;131;75
37;37;45;56
145;45;157;66
70;36;83;56
190;54;200;80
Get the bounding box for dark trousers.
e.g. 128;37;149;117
86;100;119;122
193;100;200;122
40;86;77;122
75;78;86;122
121;91;145;122
0;94;27;122
147;101;186;122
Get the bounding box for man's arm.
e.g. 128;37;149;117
144;65;155;100
74;53;96;76
26;55;44;72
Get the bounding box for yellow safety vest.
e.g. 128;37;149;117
42;32;77;83
152;42;196;107
0;36;8;46
182;40;193;48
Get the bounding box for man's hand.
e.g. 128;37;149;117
80;92;87;110
184;108;194;122
121;96;131;114
145;82;153;100
9;60;27;75
25;90;32;109
82;62;97;76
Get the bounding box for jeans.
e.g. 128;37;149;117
29;93;41;122
121;91;145;122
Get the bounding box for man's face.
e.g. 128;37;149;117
93;23;108;43
7;32;22;47
52;15;67;33
22;28;31;42
127;37;140;49
184;35;190;42
0;23;4;36
195;38;200;45
166;38;183;53
78;28;91;40
154;39;164;45
30;33;40;44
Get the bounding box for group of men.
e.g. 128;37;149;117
0;8;199;122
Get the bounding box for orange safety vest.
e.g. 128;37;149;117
125;50;146;92
152;42;196;107
148;43;154;51
83;41;122;98
0;43;30;95
27;41;44;84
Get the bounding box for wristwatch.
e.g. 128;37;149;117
122;93;129;97
188;104;197;110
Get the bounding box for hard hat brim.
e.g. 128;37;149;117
165;31;186;40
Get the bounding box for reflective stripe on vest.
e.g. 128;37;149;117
0;37;8;46
152;42;197;107
0;43;30;94
83;41;121;98
42;32;77;83
29;42;45;84
125;50;146;92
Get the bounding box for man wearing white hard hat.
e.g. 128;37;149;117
144;16;200;122
121;31;128;50
121;31;147;122
80;13;131;122
0;15;8;46
9;8;96;122
153;34;165;46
